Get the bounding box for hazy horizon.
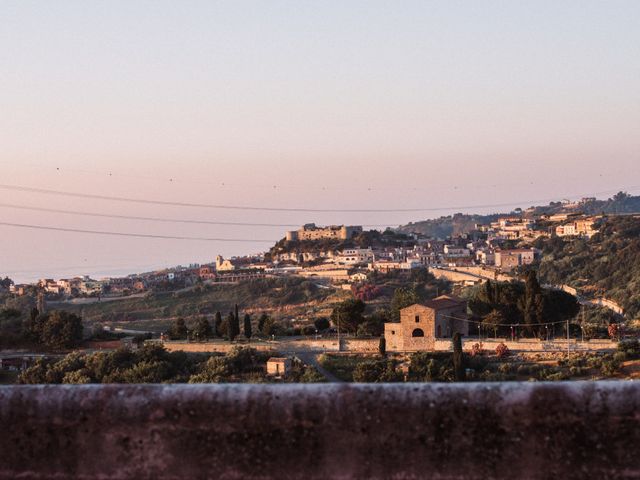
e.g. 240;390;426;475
2;1;639;282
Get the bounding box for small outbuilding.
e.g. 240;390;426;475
266;357;292;377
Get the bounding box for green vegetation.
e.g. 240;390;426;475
318;354;366;382
269;229;418;260
398;213;501;238
467;273;580;338
0;307;83;351
57;277;345;324
330;298;366;334
399;192;640;238
352;358;402;382
535;216;640;318
17;345;325;384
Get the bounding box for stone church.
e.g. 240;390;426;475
384;295;468;352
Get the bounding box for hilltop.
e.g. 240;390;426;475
397;191;640;238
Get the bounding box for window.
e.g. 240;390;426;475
391;330;395;335
411;328;424;338
415;315;420;323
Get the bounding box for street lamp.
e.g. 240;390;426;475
545;324;549;341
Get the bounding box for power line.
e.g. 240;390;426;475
0;222;275;243
1;183;639;213
0;203;395;228
442;313;576;327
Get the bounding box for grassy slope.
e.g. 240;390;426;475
536;217;640;318
62;277;350;325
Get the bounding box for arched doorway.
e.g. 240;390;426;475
412;328;424;338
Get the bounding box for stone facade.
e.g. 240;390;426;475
266;357;292;377
384;296;468;352
286;224;363;242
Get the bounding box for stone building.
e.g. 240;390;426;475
215;255;236;272
384;296;468;352
494;248;539;271
266;357;292;377
285;224;363;242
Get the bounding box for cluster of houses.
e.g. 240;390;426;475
5;213;601;299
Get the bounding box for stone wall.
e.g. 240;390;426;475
431;338;616;353
160;337;617;355
161;341;276;354
2;383;640;479
343;338;379;353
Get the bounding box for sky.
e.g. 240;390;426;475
1;0;639;282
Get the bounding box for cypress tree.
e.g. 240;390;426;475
214;312;223;337
227;312;237;341
378;335;386;356
244;313;252;340
258;313;268;333
452;333;466;381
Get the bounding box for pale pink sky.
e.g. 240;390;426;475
1;1;639;282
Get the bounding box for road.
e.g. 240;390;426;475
290;351;344;383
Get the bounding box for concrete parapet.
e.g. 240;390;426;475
1;383;640;479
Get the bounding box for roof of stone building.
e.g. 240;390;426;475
267;357;290;363
416;295;466;311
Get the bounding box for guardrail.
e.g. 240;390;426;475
1;383;639;479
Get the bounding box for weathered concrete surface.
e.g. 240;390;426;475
1;382;640;479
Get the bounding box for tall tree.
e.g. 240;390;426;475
330;299;366;335
227;312;238;341
258;313;269;334
390;287;420;321
243;313;252;340
194;317;212;340
35;310;83;350
523;271;544;335
214;312;223;337
452;333;466;381
314;317;330;332
170;318;189;340
483;309;505;339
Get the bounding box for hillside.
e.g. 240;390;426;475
397;191;640;237
267;229;417;258
534;216;640;319
59;277;350;327
397;213;501;238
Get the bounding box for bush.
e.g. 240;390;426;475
600;358;621;377
469;342;485;357
352;360;402;383
618;339;640;359
495;343;510;357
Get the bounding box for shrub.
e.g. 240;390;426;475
469;342;485;357
618;339;640;359
608;323;619;340
498;362;516;374
600;359;621;377
353;360;402;383
495;343;510;357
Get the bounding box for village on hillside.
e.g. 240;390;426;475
4;203;606;300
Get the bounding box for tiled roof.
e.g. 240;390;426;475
403;295;465;311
